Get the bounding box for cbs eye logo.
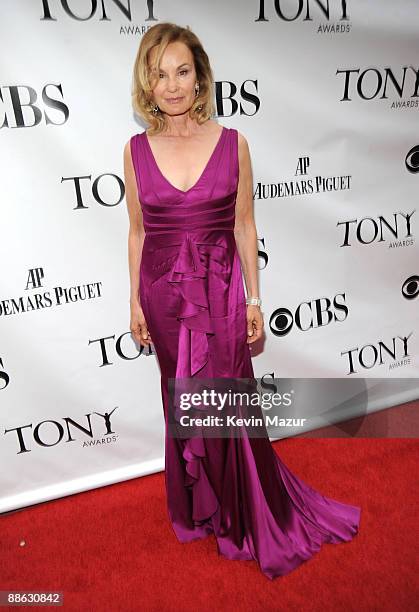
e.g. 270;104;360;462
402;275;419;300
405;145;419;173
269;294;348;337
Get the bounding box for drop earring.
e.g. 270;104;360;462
195;82;202;111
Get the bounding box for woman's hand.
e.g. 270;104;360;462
246;305;264;344
130;300;153;347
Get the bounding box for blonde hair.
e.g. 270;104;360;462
131;22;216;135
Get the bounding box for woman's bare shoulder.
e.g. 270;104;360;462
235;129;250;164
235;128;249;147
123;139;131;158
123;134;141;173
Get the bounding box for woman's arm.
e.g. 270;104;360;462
234;131;263;343
234;131;259;299
123;139;146;308
123;139;152;347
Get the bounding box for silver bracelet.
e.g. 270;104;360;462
246;296;261;306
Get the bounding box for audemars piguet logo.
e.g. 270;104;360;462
255;155;352;200
0;268;103;316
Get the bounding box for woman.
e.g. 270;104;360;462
124;22;361;580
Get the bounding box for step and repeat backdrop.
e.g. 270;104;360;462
1;1;418;513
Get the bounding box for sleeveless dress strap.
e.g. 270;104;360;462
130;133;145;200
229;128;239;190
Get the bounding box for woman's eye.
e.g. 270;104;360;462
158;70;188;78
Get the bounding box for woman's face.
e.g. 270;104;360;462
148;41;197;117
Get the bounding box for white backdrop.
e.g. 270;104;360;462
1;0;418;513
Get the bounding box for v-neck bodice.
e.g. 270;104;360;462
144;126;226;195
130;125;239;234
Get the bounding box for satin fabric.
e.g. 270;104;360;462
130;126;361;580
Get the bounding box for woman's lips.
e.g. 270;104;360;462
166;97;184;104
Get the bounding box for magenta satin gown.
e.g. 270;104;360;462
130;125;361;580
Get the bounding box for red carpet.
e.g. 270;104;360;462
1;436;417;611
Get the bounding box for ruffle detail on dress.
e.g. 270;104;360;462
182;435;219;522
167;233;215;378
167;233;219;521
